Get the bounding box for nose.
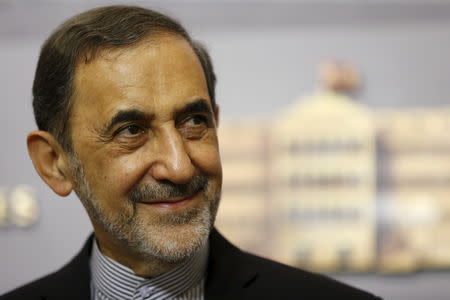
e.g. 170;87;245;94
148;126;196;184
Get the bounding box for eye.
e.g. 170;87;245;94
185;115;208;126
178;115;209;139
116;124;145;137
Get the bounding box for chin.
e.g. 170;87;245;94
124;205;214;263
128;186;221;263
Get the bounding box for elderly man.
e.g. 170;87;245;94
1;5;381;300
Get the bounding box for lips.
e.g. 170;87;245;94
138;193;198;209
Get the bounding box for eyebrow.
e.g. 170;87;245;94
102;98;213;134
176;99;213;117
103;109;151;134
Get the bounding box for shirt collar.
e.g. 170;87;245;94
90;239;208;300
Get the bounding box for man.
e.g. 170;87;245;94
1;5;381;300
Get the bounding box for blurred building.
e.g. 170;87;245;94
376;108;450;272
215;62;450;273
271;90;376;272
215;120;272;257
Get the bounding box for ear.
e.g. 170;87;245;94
213;104;220;127
27;131;73;197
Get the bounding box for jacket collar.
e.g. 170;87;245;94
43;228;257;300
205;228;258;300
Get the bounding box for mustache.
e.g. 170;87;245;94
128;175;208;203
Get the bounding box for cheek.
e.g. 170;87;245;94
189;142;222;179
107;156;146;190
84;154;145;201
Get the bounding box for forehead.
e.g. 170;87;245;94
71;35;210;123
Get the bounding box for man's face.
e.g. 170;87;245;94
68;35;222;263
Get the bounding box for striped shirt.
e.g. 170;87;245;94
90;240;208;300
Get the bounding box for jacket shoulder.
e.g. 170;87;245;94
0;235;93;300
208;229;382;299
0;271;61;300
239;251;381;299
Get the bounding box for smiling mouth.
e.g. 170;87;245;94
138;193;199;210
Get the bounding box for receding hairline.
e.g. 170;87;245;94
71;32;209;101
75;31;189;64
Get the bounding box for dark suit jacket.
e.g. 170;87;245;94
1;229;381;299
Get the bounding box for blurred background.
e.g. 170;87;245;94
1;0;450;299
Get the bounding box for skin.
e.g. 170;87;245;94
27;34;222;277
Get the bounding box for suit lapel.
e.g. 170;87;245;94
205;229;258;300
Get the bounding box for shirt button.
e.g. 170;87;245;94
140;288;152;298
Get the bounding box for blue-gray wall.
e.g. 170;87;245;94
1;1;450;299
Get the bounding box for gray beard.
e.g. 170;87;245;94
67;154;220;263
